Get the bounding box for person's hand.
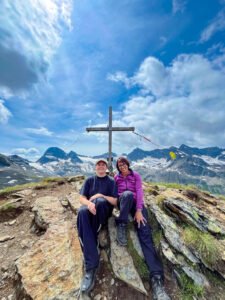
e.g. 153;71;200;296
89;193;103;201
134;210;147;228
87;201;96;215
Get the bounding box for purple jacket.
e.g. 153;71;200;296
114;170;144;210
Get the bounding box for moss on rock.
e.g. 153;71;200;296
178;273;205;300
181;226;219;267
127;233;149;280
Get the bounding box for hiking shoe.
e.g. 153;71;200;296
116;223;127;246
151;275;171;300
81;264;99;293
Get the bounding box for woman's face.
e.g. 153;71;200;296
118;161;129;174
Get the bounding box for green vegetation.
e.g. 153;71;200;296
181;226;219;266
202;190;210;195
186;184;198;190
152;230;162;249
143;187;159;196
144;180;225;197
0;183;34;195
147;182;198;190
179;273;205;300
205;269;225;299
144;187;155;193
218;194;225;201
127;222;149;279
127;232;149;279
106;262;112;271
155;182;187;189
0;176;76;197
147;208;163;250
155;195;165;209
0;202;15;212
43;177;62;182
0;181;50;196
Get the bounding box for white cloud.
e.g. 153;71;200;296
97;112;103;118
11;147;40;161
0;99;12;124
12;148;39;155
200;8;225;43
172;0;187;14
109;53;225;148
0;0;73;97
159;36;168;47
25;126;53;136
133;57;171;97
107;71;132;89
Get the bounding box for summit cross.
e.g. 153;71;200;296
86;106;135;173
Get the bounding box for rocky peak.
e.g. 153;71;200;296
179;144;224;158
37;147;68;164
0;154;12;167
9;155;30;166
67;151;82;163
92;152;117;159
0;177;224;300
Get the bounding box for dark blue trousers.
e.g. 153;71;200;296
116;191;164;278
77;197;111;271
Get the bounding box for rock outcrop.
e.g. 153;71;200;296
163;196;225;236
108;217;147;295
32;196;65;229
16;221;83;300
0;176;225;300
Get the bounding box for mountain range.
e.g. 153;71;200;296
1;145;225;195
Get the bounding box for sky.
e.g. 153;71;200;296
0;0;225;161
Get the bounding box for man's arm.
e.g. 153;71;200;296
80;194;90;206
103;195;117;206
80;194;96;215
89;194;117;206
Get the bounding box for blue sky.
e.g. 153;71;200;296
0;0;225;161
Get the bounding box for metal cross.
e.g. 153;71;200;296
86;106;135;173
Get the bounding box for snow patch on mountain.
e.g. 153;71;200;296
8;179;18;184
131;157;170;169
198;155;225;165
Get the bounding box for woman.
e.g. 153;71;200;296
114;157;170;300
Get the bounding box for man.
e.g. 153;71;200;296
77;158;118;293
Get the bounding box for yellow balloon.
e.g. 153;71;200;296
170;152;176;160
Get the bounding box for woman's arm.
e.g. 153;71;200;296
134;172;144;210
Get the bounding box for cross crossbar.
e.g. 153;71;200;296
86;106;135;173
86;127;134;131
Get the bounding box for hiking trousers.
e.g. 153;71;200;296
77;197;111;271
116;191;164;278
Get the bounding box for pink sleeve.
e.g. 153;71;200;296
134;172;144;210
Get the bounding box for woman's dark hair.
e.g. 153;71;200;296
116;157;130;172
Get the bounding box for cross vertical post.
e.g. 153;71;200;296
86;106;135;174
108;106;112;172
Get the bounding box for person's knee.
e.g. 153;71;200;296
95;197;107;209
78;205;89;217
121;191;133;202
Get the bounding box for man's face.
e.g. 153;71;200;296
95;161;107;174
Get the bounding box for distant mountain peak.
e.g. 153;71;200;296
9;155;30;164
37;147;82;164
44;147;67;157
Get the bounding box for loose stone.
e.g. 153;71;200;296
0;236;15;242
